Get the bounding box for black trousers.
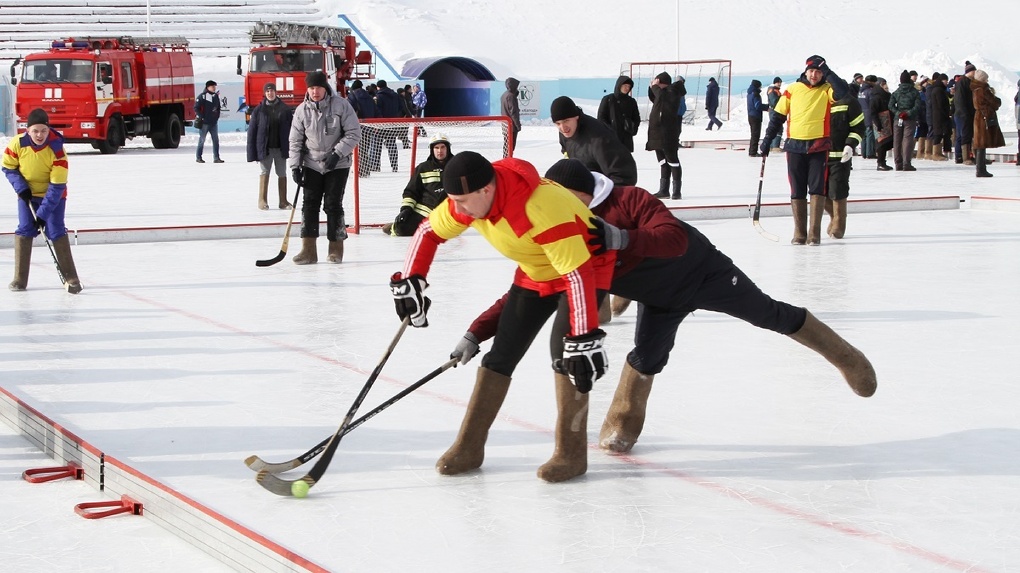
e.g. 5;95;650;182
300;168;349;241
825;161;851;201
748;116;762;155
786;151;828;200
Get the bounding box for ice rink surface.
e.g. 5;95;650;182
2;127;1019;572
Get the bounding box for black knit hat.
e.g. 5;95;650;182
443;151;495;195
899;70;912;84
306;71;329;89
655;72;672;85
351;79;363;90
853;72;863;80
545;159;594;195
263;82;277;92
805;55;826;71
964;61;976;73
550;96;581;122
205;80;217;88
26;108;49;128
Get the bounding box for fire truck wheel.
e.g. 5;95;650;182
97;117;122;155
153;113;183;149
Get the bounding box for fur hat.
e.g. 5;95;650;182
544;159;595;196
26;108;49;128
974;70;989;83
305;71;329;89
899;70;912;84
443;151;494;195
964;61;976;74
655;72;672;85
550;96;581;122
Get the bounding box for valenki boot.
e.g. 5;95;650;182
436;367;512;475
610;296;632;317
598;296;612;324
807;195;824;245
52;235;83;294
788;311;877;397
537;373;589;483
790;199;808;245
292;237;318;265
831;199;848;239
823;198;835;238
8;235;32;291
599;361;654;453
257;174;269;210
277;177;292;209
326;240;344;263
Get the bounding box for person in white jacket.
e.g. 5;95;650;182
288;71;362;264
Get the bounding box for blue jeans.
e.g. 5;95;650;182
196;122;219;160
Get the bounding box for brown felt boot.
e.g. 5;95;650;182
963;144;975;165
257;174;269;210
788;311;877;397
915;138;926;161
807;195;824;246
277;177;292;209
326;240;344;263
790;199;807;245
599;361;654;454
537;373;589;483
9;235;32;291
831;199;847;239
598;295;612;324
292;237;318;265
51;235;83;294
436;367;512;475
824;198;835;238
610;296;631;317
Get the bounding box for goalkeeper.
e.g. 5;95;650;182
382;134;454;236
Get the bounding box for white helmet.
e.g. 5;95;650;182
429;133;451;156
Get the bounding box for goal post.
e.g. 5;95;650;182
625;59;733;125
346;116;514;234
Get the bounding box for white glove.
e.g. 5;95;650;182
450;332;480;366
840;145;854;163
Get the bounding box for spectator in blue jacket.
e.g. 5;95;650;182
746;79;766;157
246;83;294;210
705;77;724;130
194;80;223;163
411;83;427;118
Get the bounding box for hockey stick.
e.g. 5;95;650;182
752;154;780;242
245;356;459;474
255;184;302;267
27;202;71;291
256;317;410;496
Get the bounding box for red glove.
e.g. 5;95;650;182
898;112;908;120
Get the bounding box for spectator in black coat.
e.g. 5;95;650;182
246;83;294;210
551;96;637;187
926;73;952;161
348;80;378;177
194;80;223;163
646;72;687;199
705;77;724;130
597;76;641;153
371;79;403;172
746;79;766;157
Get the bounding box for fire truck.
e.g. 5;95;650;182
9;36;195;154
237;21;374;120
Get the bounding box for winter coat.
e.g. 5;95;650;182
953;75;975;120
559;112;638;186
375;86;403;118
1014;84;1019;130
597;75;641;153
347;87;378;119
888;82;922;121
869;86;893;144
645;79;687;152
288;92;362;173
246;97;293;162
826;93;865;165
926;82;952;139
501;78;522;131
411;84;427;113
194;89;221;125
858;82;874;126
971;79;1005;150
746;82;766;120
705;78;720;113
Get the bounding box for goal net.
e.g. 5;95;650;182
625;60;733;126
346;116;514;233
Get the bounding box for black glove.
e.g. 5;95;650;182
759;139;771;157
587;217;629;255
17;189;31;204
324;151;341;171
560;329;608;393
390;272;431;328
291;167;303;186
33;214;46;232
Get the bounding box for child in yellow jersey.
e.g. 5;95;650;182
760;55;849;246
2;109;83;293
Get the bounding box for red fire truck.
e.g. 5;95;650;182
10;36;195;154
237;21;374;120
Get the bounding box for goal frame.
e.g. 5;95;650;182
626;59;733;124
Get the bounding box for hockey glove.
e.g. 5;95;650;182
840;145;854;163
291;167;304;186
17;189;32;204
324;151;341;171
450;332;481;366
390;272;431;328
560;329;608;394
588;217;629;255
759;139;771;158
33;215;46;232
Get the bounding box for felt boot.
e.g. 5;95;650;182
598;295;612;325
824;198;835;238
436;367;512;475
8;235;32;291
807;194;824;245
790;199;808;245
610;296;631;317
52;235;83;294
277;177;292;209
326;240;344;263
831;199;847;239
599;361;654;453
537;373;589;483
292;237;318;265
257;174;269;210
788;311;877;397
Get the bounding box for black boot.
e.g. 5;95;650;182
669;166;682;199
976;149;993;177
653;178;670;198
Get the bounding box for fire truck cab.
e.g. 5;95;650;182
10;36;195;154
237;21;374;120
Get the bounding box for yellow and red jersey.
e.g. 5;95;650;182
773;81;837;143
2;131;68;200
403;157;611;336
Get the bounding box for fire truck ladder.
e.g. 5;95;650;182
79;36;190;50
249;22;351;46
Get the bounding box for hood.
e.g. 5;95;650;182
505;77;520;92
589;172;615;210
614;75;634;96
